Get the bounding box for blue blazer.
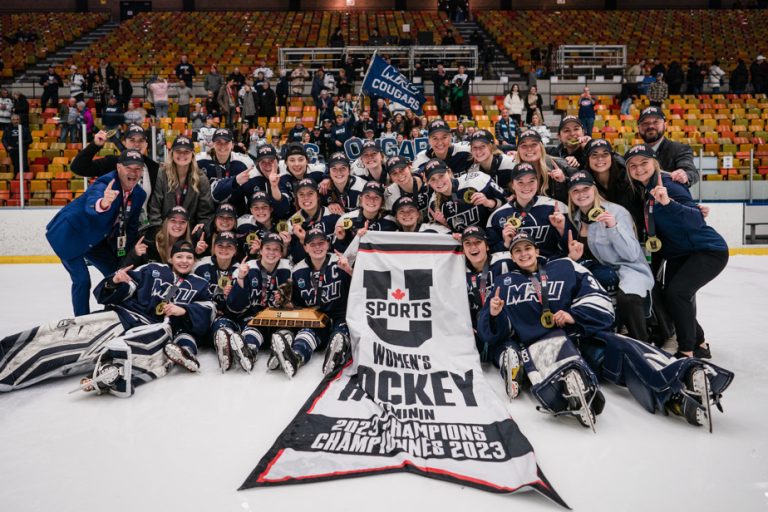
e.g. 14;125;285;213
46;171;147;260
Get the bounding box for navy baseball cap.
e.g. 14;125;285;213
214;231;238;246
361;140;381;154
510;162;537;181
212;128;233;142
124;124;147;140
392;195;418;214
249;192;270;207
255;145;278;162
567;170;595;190
518;129;542;145
470;129;495;145
585;138;613;157
461;226;487;243
283;143;307;159
386;156;409;174
427;119;451;136
166;205;189;221
424;158;449;180
261;232;284;248
171;135;194;151
327;152;350;168
118;149;144;166
558;115;583;132
295;178;318;193
638;106;665;123
171;240;195;255
215;203;237;217
509;231;536;250
623;144;657;163
304;226;328;244
362;181;385;198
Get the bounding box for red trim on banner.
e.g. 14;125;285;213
306;361;352;414
256;449;286;483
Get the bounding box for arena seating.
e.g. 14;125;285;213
67;11;461;81
474;9;766;73
0;13;108;80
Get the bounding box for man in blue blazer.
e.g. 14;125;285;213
46;149;147;315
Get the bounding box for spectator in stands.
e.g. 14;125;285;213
77;101;94;140
503;84;524;125
338;93;355;121
354;110;375;138
619;78;636;116
175;55;195;88
548;116;590;168
685;59;701;94
288;121;307;143
252;58;274;80
577;86;597;137
204;90;219;119
101;96;123;131
58;98;79;143
114;70;133;112
68;65;85;103
275;70;290;118
311;69;327;107
99;58;117;93
91;75;107;115
258;80;277;120
647;73;668;108
218;79;238;130
528;111;551;146
453;122;468;142
432;63;449;97
650;59;666;78
666;61;684;95
336;68;352;98
441;29;456;46
390;112;405;136
198;115;217;153
176;80;192;119
730;59;749;94
694;59;707;93
148;77;170;119
329;27;345;48
204;64;223;94
636;106;698;186
2;114;31;174
331;113;354;150
374;98;391;135
123;100;146;126
85;64;99;95
291;63;309;96
626;59;644;83
238;81;258;129
751;55;767;94
228;67;246;91
12;92;29;127
316;90;334;123
708;60;726;93
495;108;518;147
39;66;63;111
148;135;214;233
525;85;543;124
247;125;268;157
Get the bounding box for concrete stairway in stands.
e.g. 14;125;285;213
452;21;524;83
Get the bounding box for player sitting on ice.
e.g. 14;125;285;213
0;240;216;397
479;232;734;431
222;233;293;373
271;226;353;378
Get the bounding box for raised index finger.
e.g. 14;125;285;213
107;178;115;189
657;170;663;188
137;235;145;245
494;286;501;298
568;230;573;243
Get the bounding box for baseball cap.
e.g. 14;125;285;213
392;195;418;214
327;152;350;168
295;178;318;193
461;226;487;243
212;128;233;142
386;156;409;174
623;144;657;163
255;145;278;162
283;143;307;159
584;138;613;157
249;191;270;207
261;232;284;248
215;203;237;217
509;231;535;251
424;158;449;180
469;129;495;145
304;226;328;244
427;119;451;136
567;170;595;190
638;106;665;123
118;149;145;167
509;162;538;181
362;181;385;198
171;135;194;151
171;239;195;255
518;129;542;145
124;124;147;140
166;205;189;221
558;115;583;132
361;140;381;154
214;231;238;246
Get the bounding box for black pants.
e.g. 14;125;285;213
41;90;58;111
616;290;649;342
664;250;729;352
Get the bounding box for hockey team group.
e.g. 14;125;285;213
0;106;734;432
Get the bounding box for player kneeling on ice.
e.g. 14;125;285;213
219;233;293;373
478;232;734;431
0;240;216;397
270;226;353;378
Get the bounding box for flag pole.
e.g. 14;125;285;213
355;49;378;113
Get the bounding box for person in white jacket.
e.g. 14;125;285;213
565;170;654;342
502;83;524;125
708;60;726;93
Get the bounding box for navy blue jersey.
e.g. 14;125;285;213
236;214;280;256
292;255;351;323
428;172;506;232
197;151;255;215
384;177;430;218
467;153;517;195
95;262;216;336
477;257;614;347
193;256;239;315
412;142;474;176
465;252;514;330
321;175;366;212
287;207;340;263
485;195;575;256
331;209;398;252
226;259;293;317
278;161;325;203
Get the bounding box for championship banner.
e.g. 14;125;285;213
240;232;566;508
361;55;426;115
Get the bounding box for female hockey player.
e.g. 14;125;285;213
383;155;429;218
123;205;191;267
0;240;216;397
351;140;388;185
485;162;573;256
287;178;340;263
147;135;214;235
237;191;291;259
565;171;653;341
332;181;397;253
426;158;506;233
278;142;325;203
392;196;450;234
624;144;729;359
467;129;517;194
321;151;366;214
193;202;238;259
271;226;352;378
214;232;293;373
197;128;256;216
412;119;474;175
512;129;574;203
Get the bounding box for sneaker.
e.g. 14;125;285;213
229;331;255;373
164;343;200;372
500;348;521;400
322;333;350;375
693;343;712;359
271;330;300;379
214;328;233;373
563;370;596;431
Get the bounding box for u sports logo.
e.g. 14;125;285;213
363;269;433;348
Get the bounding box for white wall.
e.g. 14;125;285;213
0;202;757;258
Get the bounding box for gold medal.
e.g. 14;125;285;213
540;310;555;328
645;236;662;253
290;213;304;225
155;301;167;315
218;275;231;288
105;129;117;139
587;207;605;222
341;218;354;230
462;188;478;203
276;220;289;232
506;216;522;229
246;232;258;245
567;138;581;147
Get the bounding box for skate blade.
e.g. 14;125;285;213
564;371;596;433
692;369;713;433
271;337;295;379
229;334;254;374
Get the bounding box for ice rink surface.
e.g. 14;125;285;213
0;257;766;512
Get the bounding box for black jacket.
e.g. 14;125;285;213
70;142;159;191
654;138;699;186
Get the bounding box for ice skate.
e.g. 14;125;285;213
322;333;350;375
500;347;522;400
164;343;200;373
71;363;122;394
213;328;233;373
563;370;597;432
229;331;255;373
668;366;714;432
271;330;300;379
